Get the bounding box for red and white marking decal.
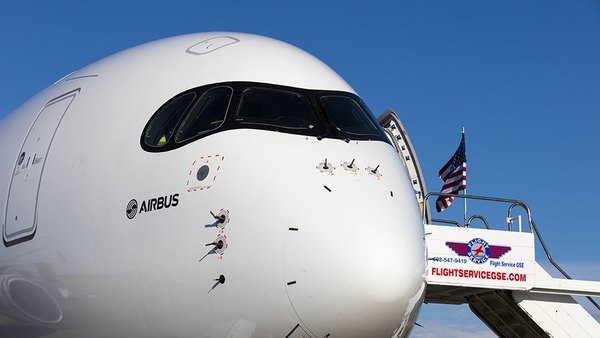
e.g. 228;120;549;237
186;154;225;192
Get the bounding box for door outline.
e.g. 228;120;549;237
3;89;80;246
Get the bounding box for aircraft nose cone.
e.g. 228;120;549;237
283;197;426;337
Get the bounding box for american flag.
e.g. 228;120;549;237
436;133;467;212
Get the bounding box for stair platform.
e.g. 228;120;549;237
424;223;600;337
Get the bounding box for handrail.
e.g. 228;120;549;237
465;215;490;229
424;192;533;231
506;203;568;280
424;192;600;311
431;218;461;227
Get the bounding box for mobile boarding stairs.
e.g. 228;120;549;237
378;110;600;338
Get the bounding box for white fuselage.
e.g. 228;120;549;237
0;32;426;337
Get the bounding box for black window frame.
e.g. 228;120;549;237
174;85;233;143
234;86;322;136
142;92;196;148
140;82;390;153
315;92;389;142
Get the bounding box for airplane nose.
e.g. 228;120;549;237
282;184;427;338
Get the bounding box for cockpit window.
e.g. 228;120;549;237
236;88;317;131
144;92;196;147
141;82;390;152
175;86;232;143
318;95;383;138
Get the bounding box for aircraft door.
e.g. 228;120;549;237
3;90;78;245
378;109;430;223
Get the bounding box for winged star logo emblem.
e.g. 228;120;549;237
446;238;511;264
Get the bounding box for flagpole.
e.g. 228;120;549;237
462;127;467;227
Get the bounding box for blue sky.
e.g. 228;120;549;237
1;0;599;336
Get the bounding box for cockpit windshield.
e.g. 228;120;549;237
144;92;196;147
318;95;383;138
141;82;389;152
175;86;232;143
236;88;318;132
